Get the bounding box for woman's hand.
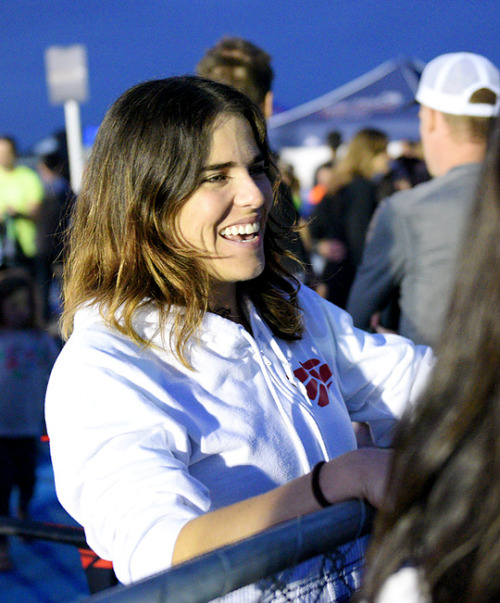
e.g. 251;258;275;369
321;448;393;509
174;448;392;565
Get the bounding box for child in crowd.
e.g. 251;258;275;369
0;268;59;571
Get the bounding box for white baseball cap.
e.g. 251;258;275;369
415;52;500;117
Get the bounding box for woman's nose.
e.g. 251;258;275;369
234;172;268;207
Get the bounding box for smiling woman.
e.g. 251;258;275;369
59;76;301;366
176;114;273;310
45;76;434;601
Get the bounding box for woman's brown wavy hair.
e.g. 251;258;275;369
61;76;303;366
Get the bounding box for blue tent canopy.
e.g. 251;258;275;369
268;57;424;149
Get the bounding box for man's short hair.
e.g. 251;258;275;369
196;36;274;108
443;89;497;143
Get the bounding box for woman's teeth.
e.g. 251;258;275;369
220;222;260;237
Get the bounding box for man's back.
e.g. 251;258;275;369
348;52;500;347
347;162;481;346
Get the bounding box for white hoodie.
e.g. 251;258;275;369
45;285;433;584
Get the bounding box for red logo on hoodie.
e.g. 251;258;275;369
293;359;333;407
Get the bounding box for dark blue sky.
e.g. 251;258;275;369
3;0;500;152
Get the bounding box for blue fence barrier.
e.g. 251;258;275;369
84;498;374;603
0;516;87;548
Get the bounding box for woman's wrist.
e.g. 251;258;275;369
318;449;392;509
311;461;332;508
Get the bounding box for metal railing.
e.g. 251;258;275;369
84;498;374;603
0;516;87;547
0;515;118;593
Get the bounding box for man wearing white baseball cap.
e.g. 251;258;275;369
347;52;499;347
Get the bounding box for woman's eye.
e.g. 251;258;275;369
204;174;227;184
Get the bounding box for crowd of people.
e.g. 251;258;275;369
0;136;74;323
0;135;73;571
1;34;499;603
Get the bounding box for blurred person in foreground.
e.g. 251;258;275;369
197;36;313;284
0;136;44;271
309;128;391;308
45;76;434;601
359;113;500;603
347;52;499;346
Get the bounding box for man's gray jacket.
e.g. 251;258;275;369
347;163;482;346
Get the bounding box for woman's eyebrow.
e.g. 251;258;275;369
201;161;235;172
202;154;265;172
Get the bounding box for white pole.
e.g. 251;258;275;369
64;99;84;194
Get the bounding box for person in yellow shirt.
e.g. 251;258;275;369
0;136;44;267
